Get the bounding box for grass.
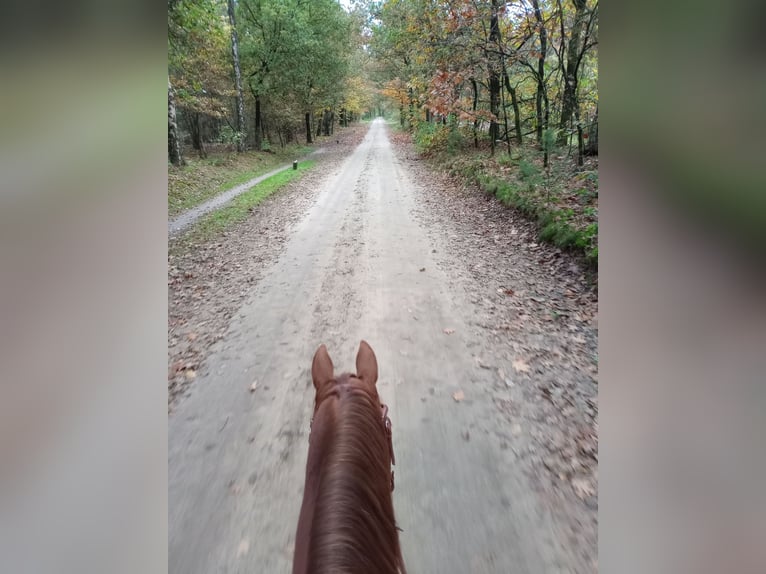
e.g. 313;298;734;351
423;131;598;269
174;159;316;248
168;143;312;217
477;168;598;268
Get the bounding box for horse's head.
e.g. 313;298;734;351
309;340;395;486
295;341;405;574
311;340;380;410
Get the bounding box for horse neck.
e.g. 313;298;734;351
307;385;402;574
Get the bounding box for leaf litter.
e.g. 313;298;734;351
168;125;368;408
392;134;598;571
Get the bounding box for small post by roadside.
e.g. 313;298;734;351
293;160;298;170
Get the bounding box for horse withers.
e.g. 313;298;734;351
293;341;406;574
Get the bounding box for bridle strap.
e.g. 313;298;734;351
381;403;395;491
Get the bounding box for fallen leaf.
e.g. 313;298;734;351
452;390;465;402
512;359;530;373
187;332;198;341
571;477;595;500
443;328;455;335
504;289;514;296
185;369;197;381
237;539;250;557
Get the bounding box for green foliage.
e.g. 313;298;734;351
583;171;598;186
168;0;232;117
446;125;464;155
542;128;557;152
217;125;246;146
413;122;444;154
169;0;370;155
239;0;353;114
413;120;466;155
371;0;598;156
518;159;539;181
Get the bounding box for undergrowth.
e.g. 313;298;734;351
412;119;598;269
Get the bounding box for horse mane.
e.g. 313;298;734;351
308;373;402;574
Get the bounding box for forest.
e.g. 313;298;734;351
169;0;598;262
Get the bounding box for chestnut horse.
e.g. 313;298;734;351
293;341;406;574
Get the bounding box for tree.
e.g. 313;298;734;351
237;0;354;147
168;0;232;158
168;77;184;166
369;0;595;167
557;0;598;146
227;0;247;151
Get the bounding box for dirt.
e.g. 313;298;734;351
391;129;598;569
168;119;597;573
168;124;368;406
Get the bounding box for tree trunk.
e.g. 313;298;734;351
263;117;271;147
408;87;414;129
227;0;247;152
504;73;523;144
489;72;500;155
254;94;262;151
532;0;547;146
558;0;588;145
168;78;184;166
575;104;584;165
471;78;479;149
488;0;501;155
501;77;511;155
186;111;207;159
321;109;331;136
305;112;313;144
584;106;598;156
544;88;550;167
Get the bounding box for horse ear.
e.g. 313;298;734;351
312;344;334;389
355;340;378;385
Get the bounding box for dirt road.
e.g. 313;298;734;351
169;119;597;573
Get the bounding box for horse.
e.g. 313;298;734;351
293;340;407;574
